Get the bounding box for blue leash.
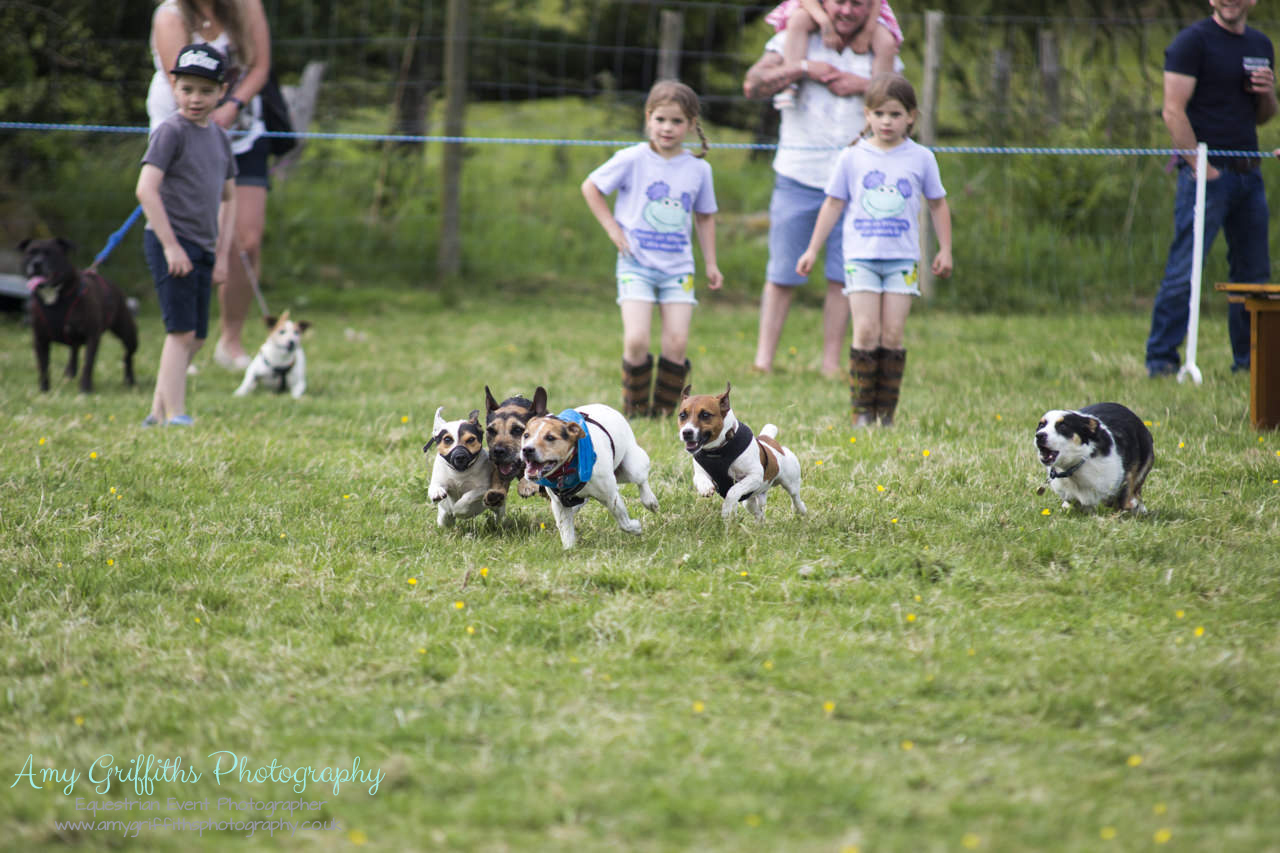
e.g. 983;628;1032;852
88;204;143;271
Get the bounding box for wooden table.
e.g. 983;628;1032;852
1214;283;1280;429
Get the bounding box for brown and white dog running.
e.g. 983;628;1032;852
520;388;659;549
1035;403;1154;514
677;383;807;520
234;311;310;399
424;406;501;527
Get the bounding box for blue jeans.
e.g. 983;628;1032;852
1146;165;1265;374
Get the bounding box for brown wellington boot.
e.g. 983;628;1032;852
875;347;907;427
652;356;691;417
849;347;879;427
622;354;654;418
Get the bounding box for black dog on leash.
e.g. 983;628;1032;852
21;237;138;393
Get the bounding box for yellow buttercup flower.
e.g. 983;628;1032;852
1041;508;1051;516
823;701;835;714
454;601;465;610
1126;754;1142;767
89;452;98;460
401;415;409;423
466;626;475;635
962;834;980;849
407;577;417;586
480;567;489;578
901;740;914;751
1194;626;1204;637
1154;828;1172;844
906;613;916;622
1099;826;1117;840
692;701;705;713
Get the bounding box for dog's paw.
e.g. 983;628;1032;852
484;488;507;508
516;478;540;499
622;519;642;535
428;486;448;503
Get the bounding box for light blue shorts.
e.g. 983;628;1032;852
616;256;698;305
843;258;921;296
767;173;845;286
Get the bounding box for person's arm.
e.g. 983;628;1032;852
151;3;189;92
136;164;192;277
694;212;723;290
213;178;238;285
869;23;897;76
213;0;272;130
794;0;840;51
927;196;952;278
1162;70;1218;180
743;50;806;100
581;178;631;256
802;60;872;98
795;195;847;276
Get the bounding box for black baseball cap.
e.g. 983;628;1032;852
171;43;227;83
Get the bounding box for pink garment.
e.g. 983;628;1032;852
765;0;903;46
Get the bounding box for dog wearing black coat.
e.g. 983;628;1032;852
21;237;137;393
1035;403;1154;514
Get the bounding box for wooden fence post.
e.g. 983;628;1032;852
658;11;683;81
438;0;467;280
919;10;943;299
1039;29;1060;126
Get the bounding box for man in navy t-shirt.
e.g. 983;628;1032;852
1147;0;1277;376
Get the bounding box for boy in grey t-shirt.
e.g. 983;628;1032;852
136;43;238;427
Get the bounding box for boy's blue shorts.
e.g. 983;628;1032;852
144;230;214;338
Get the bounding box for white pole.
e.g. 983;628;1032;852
1178;141;1207;386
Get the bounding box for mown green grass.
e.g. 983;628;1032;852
3;285;1278;851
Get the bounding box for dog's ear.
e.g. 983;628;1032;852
423;430;445;453
485;385;500;413
56;237;75;255
295;321;311;333
467;409;481;425
432;406;448;435
264;315;278;328
531;386;548;417
18;239;30;252
562;420;586;443
718;383;732;416
681;384;693;400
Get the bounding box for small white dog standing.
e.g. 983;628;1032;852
425;407;502;527
676;383;807;521
520;389;659;549
1035;403;1154;514
233;311;309;399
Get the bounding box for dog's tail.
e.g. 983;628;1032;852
760;424;779;440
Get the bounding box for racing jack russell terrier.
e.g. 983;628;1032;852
677;383;807;520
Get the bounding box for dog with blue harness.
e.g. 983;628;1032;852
520;390;659;549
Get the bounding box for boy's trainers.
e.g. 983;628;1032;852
773;86;797;110
167;415;195;426
141;414;161;427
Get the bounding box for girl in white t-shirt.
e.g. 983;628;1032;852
797;73;952;427
582;81;724;418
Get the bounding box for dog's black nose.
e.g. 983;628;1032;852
521;446;536;460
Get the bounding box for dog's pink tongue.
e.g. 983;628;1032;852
524;462;542;480
26;276;47;292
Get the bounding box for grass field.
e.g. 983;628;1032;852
3;285;1279;852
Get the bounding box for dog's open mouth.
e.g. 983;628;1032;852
524;459;560;480
1039;448;1059;466
26;275;47;293
495;460;519;478
683;438;702;453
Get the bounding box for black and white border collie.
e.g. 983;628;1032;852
1035;403;1154;514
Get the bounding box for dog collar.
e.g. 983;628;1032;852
1048;459;1085;480
693;422;756;501
536;409;597;505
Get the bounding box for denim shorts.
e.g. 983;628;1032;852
843;258;921;296
235;136;271;189
767;173;845;286
144;230;214;337
616;256;698;305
